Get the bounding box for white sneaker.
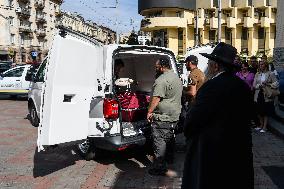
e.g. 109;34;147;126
260;129;266;133
254;127;262;131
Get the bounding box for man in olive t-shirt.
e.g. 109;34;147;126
147;58;183;176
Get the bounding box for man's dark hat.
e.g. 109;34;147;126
183;55;198;65
200;42;238;67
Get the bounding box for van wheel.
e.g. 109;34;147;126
77;139;99;161
29;103;39;127
10;95;18;99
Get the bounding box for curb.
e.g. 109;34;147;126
268;116;284;140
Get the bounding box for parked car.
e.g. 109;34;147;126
26;28;179;160
0;61;12;73
27;61;46;127
0;65;31;98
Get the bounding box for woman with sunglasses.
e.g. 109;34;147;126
236;62;255;90
253;60;279;133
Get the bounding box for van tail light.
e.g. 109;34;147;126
103;99;119;119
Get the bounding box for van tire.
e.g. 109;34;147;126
10;95;18;99
29;103;39;127
77;139;100;161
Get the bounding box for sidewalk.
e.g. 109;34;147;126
268;102;284;140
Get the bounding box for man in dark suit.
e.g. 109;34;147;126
182;43;254;189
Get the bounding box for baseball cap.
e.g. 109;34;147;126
183;55;198;65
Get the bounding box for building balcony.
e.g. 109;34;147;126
17;0;30;4
140;17;187;31
243;16;254;27
210;17;218;29
222;0;236;9
55;10;63;18
34;0;45;9
192;17;205;28
35;29;46;37
36;15;47;23
227;17;237;28
50;0;63;5
197;0;218;9
19;25;32;33
15;7;31;18
252;0;273;8
261;16;270;27
234;0;252;9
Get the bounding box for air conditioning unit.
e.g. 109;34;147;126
272;8;277;13
15;7;21;13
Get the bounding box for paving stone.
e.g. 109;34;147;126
1;98;284;189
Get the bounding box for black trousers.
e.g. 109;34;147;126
151;121;176;170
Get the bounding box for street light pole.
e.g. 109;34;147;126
218;0;222;43
102;0;119;44
195;10;199;46
115;0;119;44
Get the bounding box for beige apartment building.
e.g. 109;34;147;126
57;11;116;45
139;0;277;56
0;0;62;63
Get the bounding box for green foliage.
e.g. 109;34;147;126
176;55;183;62
127;32;139;45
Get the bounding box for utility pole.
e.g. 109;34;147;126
195;10;199;46
130;18;135;31
102;0;119;44
115;0;119;44
218;0;222;43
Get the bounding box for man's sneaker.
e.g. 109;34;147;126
260;129;266;133
254;127;262;131
148;168;167;176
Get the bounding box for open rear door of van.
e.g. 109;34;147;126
38;31;104;151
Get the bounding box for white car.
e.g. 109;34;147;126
27;60;46;127
0;65;31;98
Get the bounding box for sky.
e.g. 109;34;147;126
61;0;143;34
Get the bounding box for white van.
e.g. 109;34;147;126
29;29;179;160
0;65;31;98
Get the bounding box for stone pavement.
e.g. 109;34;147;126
0;96;284;189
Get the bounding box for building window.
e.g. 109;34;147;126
209;30;216;42
10;34;15;44
248;0;252;6
178;28;184;55
176;11;182;18
20;35;24;45
153;29;167;48
39;40;45;48
241;28;248;50
7;0;12;7
148;11;162;18
231;0;236;7
225;27;231;42
258;28;265;39
8;17;14;26
213;0;218;7
241;28;248;40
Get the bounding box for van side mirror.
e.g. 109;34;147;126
25;71;35;81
